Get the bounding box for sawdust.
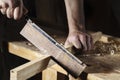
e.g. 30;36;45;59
85;37;120;56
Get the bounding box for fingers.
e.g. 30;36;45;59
14;6;22;20
65;35;82;49
80;34;93;51
0;0;27;20
79;35;87;51
0;2;8;14
65;28;94;51
1;8;7;14
64;40;73;48
87;34;93;50
6;8;14;18
13;5;28;20
66;31;93;51
0;6;23;19
72;36;82;49
79;34;93;51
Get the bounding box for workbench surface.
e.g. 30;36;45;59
8;33;120;80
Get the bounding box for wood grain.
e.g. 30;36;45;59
42;68;57;80
8;41;43;60
10;55;50;80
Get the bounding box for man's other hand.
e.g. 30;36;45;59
0;0;28;20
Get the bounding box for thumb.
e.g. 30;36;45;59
64;40;73;48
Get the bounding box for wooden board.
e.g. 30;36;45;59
42;68;57;80
10;55;50;80
8;41;44;60
8;41;65;73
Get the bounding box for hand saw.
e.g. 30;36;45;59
20;19;86;78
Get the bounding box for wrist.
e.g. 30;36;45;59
68;24;86;33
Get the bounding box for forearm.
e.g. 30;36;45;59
64;0;85;32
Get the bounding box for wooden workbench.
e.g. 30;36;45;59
8;33;120;80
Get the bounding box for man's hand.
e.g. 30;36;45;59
64;0;93;51
64;30;93;51
0;0;27;20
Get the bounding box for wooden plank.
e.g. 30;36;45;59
10;55;50;80
20;20;86;78
42;68;70;80
8;41;44;60
42;68;57;80
8;41;67;75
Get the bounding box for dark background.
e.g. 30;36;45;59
1;0;120;41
